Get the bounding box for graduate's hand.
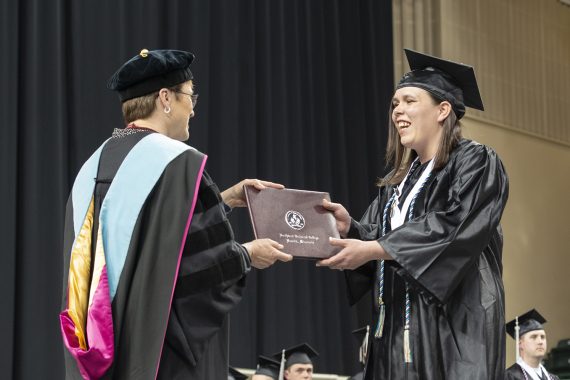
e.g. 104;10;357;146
221;179;284;208
322;199;351;237
243;238;293;269
316;238;391;270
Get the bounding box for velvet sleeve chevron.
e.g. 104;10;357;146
162;169;251;369
175;169;251;296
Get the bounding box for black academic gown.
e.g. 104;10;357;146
62;129;249;380
346;139;509;380
505;363;561;380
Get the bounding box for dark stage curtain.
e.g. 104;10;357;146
0;0;393;378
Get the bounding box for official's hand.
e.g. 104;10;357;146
221;179;284;208
243;238;293;269
316;238;391;270
322;199;351;237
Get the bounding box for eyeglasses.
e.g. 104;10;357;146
174;90;198;108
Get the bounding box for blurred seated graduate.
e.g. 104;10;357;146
505;309;560;380
229;366;249;380
348;325;370;380
252;355;281;380
272;343;318;380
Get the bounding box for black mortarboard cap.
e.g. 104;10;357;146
228;366;248;380
397;49;484;119
254;355;280;379
107;48;195;102
351;326;369;342
506;309;547;339
271;343;319;369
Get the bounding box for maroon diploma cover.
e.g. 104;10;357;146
244;186;341;259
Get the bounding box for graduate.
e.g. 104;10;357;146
505;309;560;380
229;367;249;380
252;356;281;380
59;49;291;379
320;49;509;379
272;343;318;380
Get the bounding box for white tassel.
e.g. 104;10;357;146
360;325;370;364
515;316;520;363
278;349;285;380
404;328;412;363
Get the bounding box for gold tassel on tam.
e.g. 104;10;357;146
374;303;385;339
404;328;412;363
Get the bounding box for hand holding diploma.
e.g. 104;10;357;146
222;179;285;208
317;238;391;270
321;199;351;237
243;238;293;269
317;199;392;270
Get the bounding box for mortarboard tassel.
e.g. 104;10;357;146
360;325;370;364
278;349;285;380
515;316;520;362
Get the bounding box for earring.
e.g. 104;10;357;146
164;106;171;114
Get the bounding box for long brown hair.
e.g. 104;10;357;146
379;93;462;187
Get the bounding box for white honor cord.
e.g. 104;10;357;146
390;159;434;229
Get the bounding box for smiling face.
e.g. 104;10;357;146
168;80;195;141
391;87;450;162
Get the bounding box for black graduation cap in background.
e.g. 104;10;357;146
352;325;370;342
352;325;370;365
506;309;547;339
397;48;484;119
271;342;319;369
228;366;248;380
254;355;281;379
107;48;195;102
